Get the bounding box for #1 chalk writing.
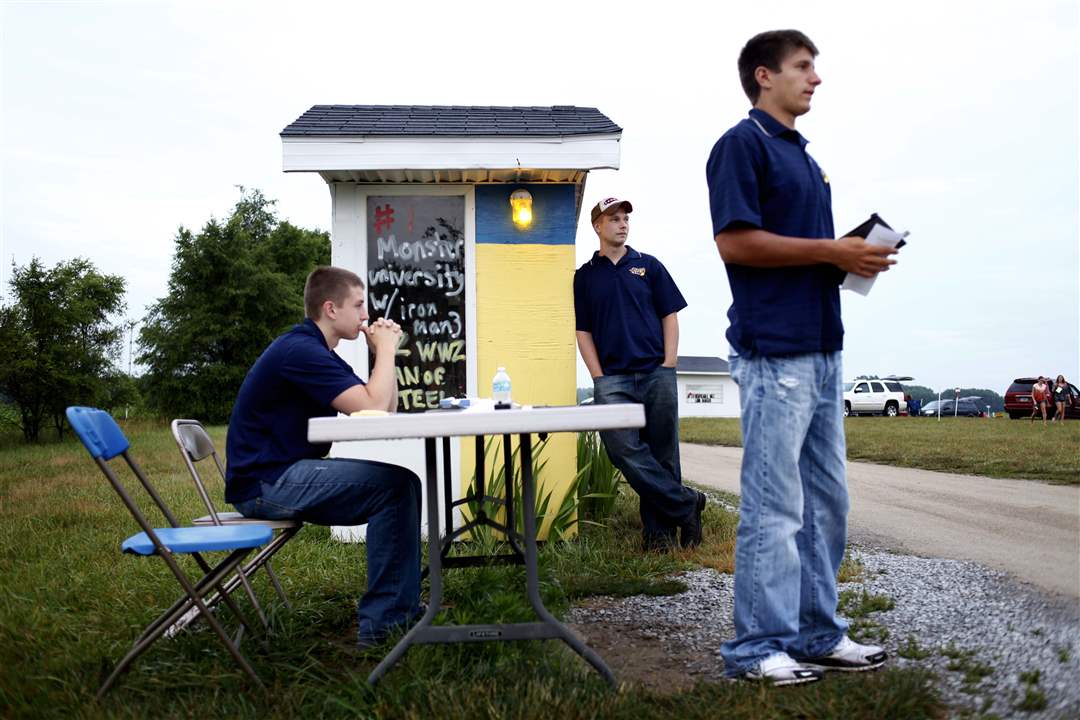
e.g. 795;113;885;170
368;196;467;413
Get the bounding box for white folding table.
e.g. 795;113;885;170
308;403;645;686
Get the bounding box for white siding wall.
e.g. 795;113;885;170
677;372;740;418
328;184;476;542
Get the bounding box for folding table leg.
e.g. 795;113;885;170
368;437;442;685
442;436;453;537
502;434;517;547
475;435;484;494
519;432;616;687
367;432;616;688
503;434;525;554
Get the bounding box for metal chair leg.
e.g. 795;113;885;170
263;561;290;608
235;565;269;632
162;528;299;638
138;554;249;644
97;549;265;698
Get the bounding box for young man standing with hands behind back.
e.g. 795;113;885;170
574;197;706;552
706;30;897;685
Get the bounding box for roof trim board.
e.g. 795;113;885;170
282;134;621;173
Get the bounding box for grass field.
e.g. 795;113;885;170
0;422;942;719
681;416;1080;484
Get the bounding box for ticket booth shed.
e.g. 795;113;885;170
280;105;622;538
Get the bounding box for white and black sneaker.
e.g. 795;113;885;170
797;635;888;672
742;652;824;686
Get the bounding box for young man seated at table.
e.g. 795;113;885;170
225;265;422;647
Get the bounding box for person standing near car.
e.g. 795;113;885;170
573;196;706;552
1052;375;1069;422
706;29;896;685
1031;376;1049;425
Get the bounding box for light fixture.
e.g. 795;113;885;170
509;189;533;229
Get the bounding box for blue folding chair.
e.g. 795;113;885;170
66;407;272;697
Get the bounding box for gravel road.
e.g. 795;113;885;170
568;445;1080;717
680;443;1080;598
570;547;1080;718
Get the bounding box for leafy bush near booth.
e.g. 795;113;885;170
576;430;622;523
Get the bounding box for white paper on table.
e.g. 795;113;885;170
842;224;909;296
462;397;495;412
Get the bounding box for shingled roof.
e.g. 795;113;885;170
676;356;731;374
281;105;622;137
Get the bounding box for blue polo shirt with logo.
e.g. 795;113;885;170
225;318;364;503
706;107;844;356
573;247;687;375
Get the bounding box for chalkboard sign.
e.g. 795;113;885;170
366;196;467;412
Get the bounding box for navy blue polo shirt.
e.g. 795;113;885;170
706;107;844;356
573;247;687;375
225;318;364;503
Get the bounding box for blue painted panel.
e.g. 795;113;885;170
475;184;577;245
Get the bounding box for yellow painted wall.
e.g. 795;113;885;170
461;243;578;537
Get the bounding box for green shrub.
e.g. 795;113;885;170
465;435;583;543
575;431;622;523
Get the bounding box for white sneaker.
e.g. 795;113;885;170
798;635;888;672
742;652;824;686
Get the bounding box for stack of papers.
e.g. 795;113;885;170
841;213;909;296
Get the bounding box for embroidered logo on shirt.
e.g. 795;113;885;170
629;267;646;277
810;156;829;184
814;160;829;184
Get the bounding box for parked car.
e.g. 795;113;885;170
842;377;911;417
1004;377;1080;419
921;398;982;417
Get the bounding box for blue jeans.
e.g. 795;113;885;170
593;365;697;541
234;457;422;644
720;352;849;675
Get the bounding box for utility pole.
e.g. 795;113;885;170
124;318;138;419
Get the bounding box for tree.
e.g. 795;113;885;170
904;385;1005;412
138;189;330;422
904;384;938;406
950;388;1005;413
0;257;126;441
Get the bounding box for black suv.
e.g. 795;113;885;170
921;398;983;417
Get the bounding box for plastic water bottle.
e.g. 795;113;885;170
492;367;512;405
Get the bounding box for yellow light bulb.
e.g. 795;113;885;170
509;189;534;229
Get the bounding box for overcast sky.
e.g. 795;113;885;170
2;0;1077;393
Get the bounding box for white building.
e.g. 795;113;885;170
676;355;739;418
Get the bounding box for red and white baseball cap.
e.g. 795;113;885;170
590;197;634;222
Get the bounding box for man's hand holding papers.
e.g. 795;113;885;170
832;234;897;278
837;214;909;296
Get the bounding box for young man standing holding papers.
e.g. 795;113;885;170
574;197;706;552
705;30;897;685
